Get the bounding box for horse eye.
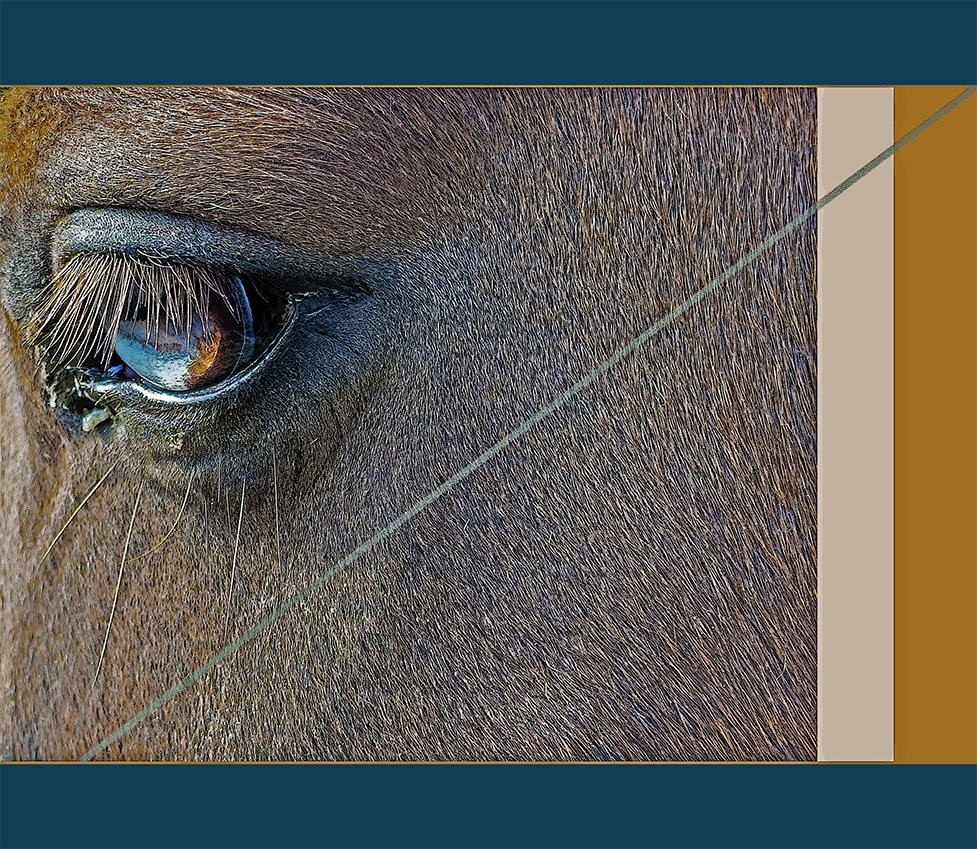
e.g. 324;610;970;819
114;275;256;392
27;208;376;429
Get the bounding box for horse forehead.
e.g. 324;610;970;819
4;87;631;254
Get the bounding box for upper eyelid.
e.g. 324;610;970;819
51;208;375;296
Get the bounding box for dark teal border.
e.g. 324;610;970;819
0;764;974;849
0;1;975;84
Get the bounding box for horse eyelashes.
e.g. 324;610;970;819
22;208;379;427
28;253;262;392
30;253;222;368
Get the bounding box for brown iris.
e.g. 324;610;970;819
114;275;255;391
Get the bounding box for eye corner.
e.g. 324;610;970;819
31;358;120;439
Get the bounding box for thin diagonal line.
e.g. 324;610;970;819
79;84;976;763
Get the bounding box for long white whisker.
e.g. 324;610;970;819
89;480;143;698
222;478;246;643
133;470;196;561
35;462;120;575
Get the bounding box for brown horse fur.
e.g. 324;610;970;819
0;87;817;761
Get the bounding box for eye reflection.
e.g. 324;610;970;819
114;275;255;392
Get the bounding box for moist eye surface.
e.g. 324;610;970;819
113;273;255;392
16;205;389;466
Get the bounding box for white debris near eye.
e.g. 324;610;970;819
81;407;112;432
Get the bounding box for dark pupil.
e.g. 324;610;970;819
114;276;255;392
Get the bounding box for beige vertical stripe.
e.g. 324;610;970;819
817;88;894;762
